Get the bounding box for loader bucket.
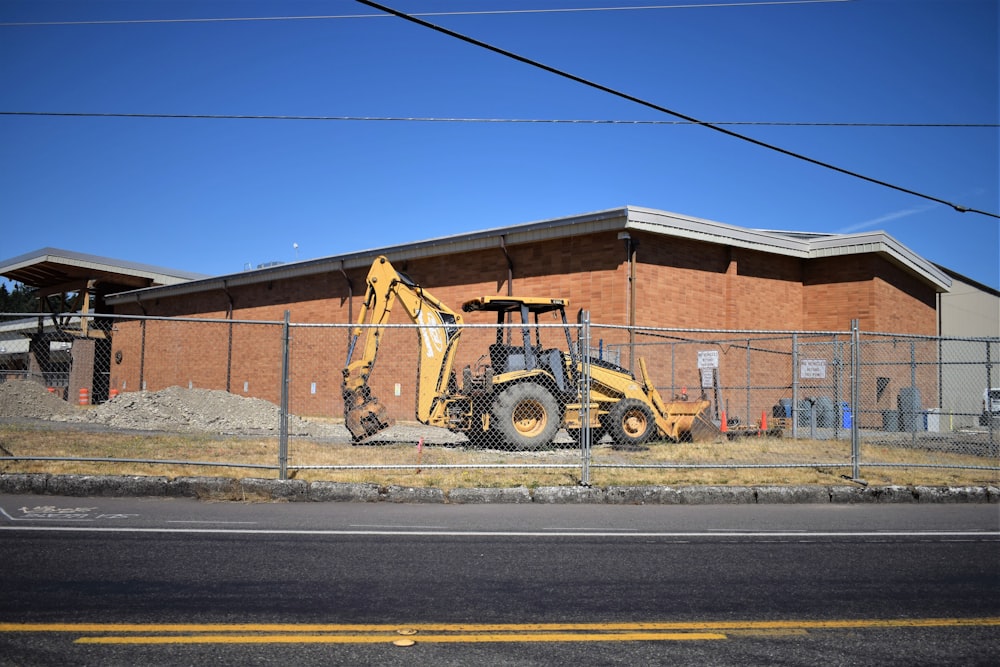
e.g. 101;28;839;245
658;399;719;442
636;358;720;443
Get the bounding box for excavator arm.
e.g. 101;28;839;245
342;256;464;440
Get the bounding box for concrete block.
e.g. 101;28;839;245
448;487;532;504
532;486;606;503
679;485;755;504
0;473;49;495
828;485;873;503
383;485;446;503
169;476;239;499
239;477;309;502
308;481;380;502
604;486;684;504
46;474;169;498
873;485;918;503
754;486;830;504
914;486;990;503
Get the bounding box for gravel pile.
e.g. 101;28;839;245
81;386;345;436
0;380;345;437
0;380;79;420
0;380;465;443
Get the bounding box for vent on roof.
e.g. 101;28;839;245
257;261;284;269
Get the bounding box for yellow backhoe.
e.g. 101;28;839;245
342;256;717;448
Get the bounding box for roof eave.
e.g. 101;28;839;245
104;206;951;304
106;208;634;304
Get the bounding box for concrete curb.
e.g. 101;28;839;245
0;473;997;504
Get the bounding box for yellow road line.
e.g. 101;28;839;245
3;617;999;634
75;632;727;645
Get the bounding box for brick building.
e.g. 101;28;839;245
106;206;950;329
91;206;953;418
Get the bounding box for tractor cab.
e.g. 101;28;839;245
462;296;577;393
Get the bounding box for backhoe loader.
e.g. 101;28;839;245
342;256;717;449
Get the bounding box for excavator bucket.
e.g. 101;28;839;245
343;389;395;441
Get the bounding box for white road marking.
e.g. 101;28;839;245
349;524;447;529
167;520;259;525
0;525;997;539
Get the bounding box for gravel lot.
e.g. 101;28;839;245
0;379;471;444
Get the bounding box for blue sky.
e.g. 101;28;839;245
1;0;998;290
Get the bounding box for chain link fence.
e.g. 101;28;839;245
2;312;997;485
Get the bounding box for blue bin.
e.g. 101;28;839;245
839;402;852;428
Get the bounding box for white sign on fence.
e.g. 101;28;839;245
701;368;714;388
800;358;827;379
697;350;719;369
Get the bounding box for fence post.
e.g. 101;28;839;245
850;319;862;482
791;333;799;439
279;310;290;481
580;310;592;487
745;339;752;431
139;318;146;391
987;340;996;458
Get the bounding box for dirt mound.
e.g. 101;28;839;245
0;382;470;443
1;381;347;438
0;380;79;420
84;386;351;437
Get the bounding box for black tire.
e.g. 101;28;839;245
492;383;561;450
606;398;656;446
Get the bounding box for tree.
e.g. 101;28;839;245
0;281;38;313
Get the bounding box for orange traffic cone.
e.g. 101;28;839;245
720;410;728;433
760;410;767;432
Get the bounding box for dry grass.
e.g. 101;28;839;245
1;423;996;489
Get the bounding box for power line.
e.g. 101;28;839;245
355;0;999;219
1;111;994;128
0;1;854;27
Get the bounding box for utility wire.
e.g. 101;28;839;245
0;1;854;27
1;111;993;128
356;0;999;219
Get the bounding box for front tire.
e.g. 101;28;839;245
606;398;656;446
492;383;561;450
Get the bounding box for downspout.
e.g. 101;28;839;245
618;231;638;373
133;293;147;392
223;279;234;393
500;236;515;345
499;235;514;297
339;261;354;356
936;290;943;410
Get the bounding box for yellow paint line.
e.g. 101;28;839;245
726;629;811;637
3;617;999;634
75;632;726;645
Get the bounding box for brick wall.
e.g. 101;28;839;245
108;230;939;421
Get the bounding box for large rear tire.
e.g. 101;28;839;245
606;398;656;446
492;383;561;450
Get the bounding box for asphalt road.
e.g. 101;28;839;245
1;497;997;666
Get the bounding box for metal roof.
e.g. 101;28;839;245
0;247;208;296
104;206;952;305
